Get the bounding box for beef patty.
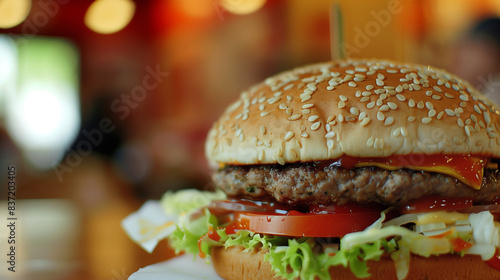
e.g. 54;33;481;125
212;163;500;206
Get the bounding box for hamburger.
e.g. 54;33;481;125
125;59;500;280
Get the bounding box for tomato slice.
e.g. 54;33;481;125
235;210;381;237
400;196;473;214
485;250;500;272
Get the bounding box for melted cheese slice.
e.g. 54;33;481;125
355;156;486;190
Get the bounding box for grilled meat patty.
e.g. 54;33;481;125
213;163;500;206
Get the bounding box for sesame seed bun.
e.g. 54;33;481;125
205;59;500;168
211;246;500;280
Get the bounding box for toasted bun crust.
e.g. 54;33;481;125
211;246;500;280
205;59;500;168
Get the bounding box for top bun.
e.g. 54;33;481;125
205;59;500;168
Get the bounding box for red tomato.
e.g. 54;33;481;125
400;196;473;214
235;210;381;237
485;250;500;272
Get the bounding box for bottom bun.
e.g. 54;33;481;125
211;246;500;280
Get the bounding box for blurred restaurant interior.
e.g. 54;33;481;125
1;0;500;279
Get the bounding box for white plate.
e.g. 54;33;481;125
128;254;224;280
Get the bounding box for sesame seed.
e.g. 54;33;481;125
400;78;409;82
339;95;348;101
260;111;270;117
445;109;455;116
360;117;371;126
362;91;372;97
308;115;319;122
422;117;432;124
376;99;383;106
258;150;265;161
306;83;317;91
284;131;294;141
385;117;395;126
465;125;472;137
284;84;294;91
484;111;491;124
392;128;401;136
428;109;436;118
338;101;346;109
286;108;293;115
474;105;481;114
407;116;416;122
426;91;433;96
348;81;357;87
367;136;374;146
395;85;403;93
376;79;384;86
413;84;421;90
465;119;472;125
350;107;360;115
376;88;385;94
301;131;309;138
327;115;335;123
327;86;335;90
325;131;336;138
355;90;362;97
260;125;267;134
360;96;370;102
338;113;344;122
367;101;376;109
366;85;374;90
457;118;464;127
401;127;408;136
417;101;425;109
277;156;285;165
311;122;321;130
471;114;478;123
239;133;245;142
478;103;487;111
396;94;406;101
274;91;283;97
377;73;385;80
408;99;416;107
268;96;281;104
387;69;398;73
432;95;441;100
346;69;355;74
433;86;442;92
452;84;460;91
388;102;398;110
354;77;364;82
459;95;469;101
379;105;390;112
301;109;310;115
343;75;353;82
301;96;312;102
279;103;287;110
444;93;454;99
359;112;367;120
302;103;314;109
287;95;293;101
288;114;302;121
377;111;385;121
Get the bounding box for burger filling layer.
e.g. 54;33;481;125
213;163;500;206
